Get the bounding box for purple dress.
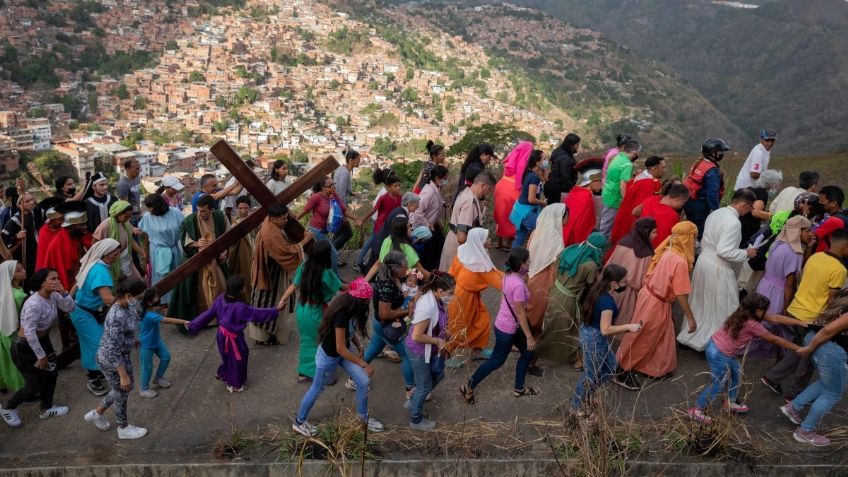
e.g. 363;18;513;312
750;241;802;358
188;295;278;388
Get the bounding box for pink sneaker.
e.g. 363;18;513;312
687;407;712;424
780;403;802;425
724;401;749;414
793;428;830;447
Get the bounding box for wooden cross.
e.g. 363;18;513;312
154;140;339;295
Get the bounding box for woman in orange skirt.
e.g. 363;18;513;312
493;142;534;250
447;228;503;366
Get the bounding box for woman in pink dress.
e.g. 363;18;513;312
605;217;656;326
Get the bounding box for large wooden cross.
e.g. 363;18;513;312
154;140;339;295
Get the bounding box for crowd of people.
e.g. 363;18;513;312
1;128;847;448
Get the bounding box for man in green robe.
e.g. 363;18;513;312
171;194;230;322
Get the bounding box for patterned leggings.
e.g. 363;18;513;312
100;366;132;427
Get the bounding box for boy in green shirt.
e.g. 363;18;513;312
600;140;641;237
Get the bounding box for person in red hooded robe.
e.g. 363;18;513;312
493;141;534;250
608;156;666;248
634;181;689;248
562;163;604;247
35;197;65;270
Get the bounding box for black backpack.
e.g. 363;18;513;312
747;225;777;271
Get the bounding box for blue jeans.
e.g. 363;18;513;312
308;227;340;275
696;339;741;409
296;347;371;423
409;354;444;424
356;230;376;269
469;328;534;391
791;332;848;432
363;317;414;388
512;209;539;249
571;326;616;410
139;339;171;391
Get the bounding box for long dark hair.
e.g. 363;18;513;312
426;140;445;161
144;193;169;216
312;176;331;193
271;159;288;181
522;150;544;183
420;270;455;295
224;276;246;303
372;167;392;186
27;268;57;293
723;293;770;339
318;293;370;341
115;276;146;297
458;143;494;183
299;239;333;305
582;264;626;324
388;215;412;252
559;133;581;154
55;176;72;195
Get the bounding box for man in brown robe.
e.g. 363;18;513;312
249;203;313;345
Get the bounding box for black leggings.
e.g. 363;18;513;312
6;336;58;411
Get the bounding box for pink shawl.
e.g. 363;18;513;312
502;141;534;189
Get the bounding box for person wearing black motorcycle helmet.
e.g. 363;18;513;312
683;138;731;238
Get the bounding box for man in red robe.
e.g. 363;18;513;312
563;169;603;246
44;201;92;290
608;156;666;246
43;201;92;369
35;197;65;270
635;182;689;248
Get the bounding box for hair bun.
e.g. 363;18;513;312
425;140;434;152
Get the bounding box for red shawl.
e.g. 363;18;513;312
640;195;682;248
562;186;596;247
44;228;92;290
609;177;661;246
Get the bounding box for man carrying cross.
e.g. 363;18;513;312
170;194;230;321
154;141;339;328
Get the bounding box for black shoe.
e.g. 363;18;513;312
613;372;641;391
87;379;108;396
528;366;545;377
760;377;782;396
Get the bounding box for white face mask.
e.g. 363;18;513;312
440;294;454;306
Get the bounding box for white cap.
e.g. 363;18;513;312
161;176;185;191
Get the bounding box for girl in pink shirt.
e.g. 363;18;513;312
689;293;807;423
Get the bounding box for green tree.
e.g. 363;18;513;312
165;39;178;50
371;137;396;156
32;150;77;182
120;131;144;149
405;67;414;81
400;87;419;103
447;123;535;158
188;70;205;82
213;121;228;133
87;91;98;114
26;107;46;118
133;96;148;110
115;83;129;100
291;149;308;162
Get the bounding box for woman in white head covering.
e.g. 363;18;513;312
0;260;26;392
446;228;503;365
524;204;568;357
69;238;121;397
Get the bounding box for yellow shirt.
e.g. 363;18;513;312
787;252;847;322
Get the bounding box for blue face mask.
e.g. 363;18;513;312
541;160;550;170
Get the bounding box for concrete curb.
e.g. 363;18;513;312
0;459;844;476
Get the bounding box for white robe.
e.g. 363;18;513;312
678;206;748;351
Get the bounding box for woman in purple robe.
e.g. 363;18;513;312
188;276;286;393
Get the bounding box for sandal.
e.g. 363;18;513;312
297;375;313;384
513;387;539;398
459;384;476;404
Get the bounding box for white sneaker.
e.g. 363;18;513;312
84;409;111;431
345;377;357;391
39;405;69;419
118;424;148;440
139;389;159;399
366;417;384;433
154;377;172;388
1;406;21;428
292;420;318;437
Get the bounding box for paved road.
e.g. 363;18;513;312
1;249;846;468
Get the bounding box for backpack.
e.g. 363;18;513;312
326;197;343;234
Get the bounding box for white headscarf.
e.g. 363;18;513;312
527;203;566;278
0;260;20;335
457;227;495;273
75;239;120;287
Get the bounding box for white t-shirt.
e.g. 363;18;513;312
734;143;770;191
769;186;803;213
